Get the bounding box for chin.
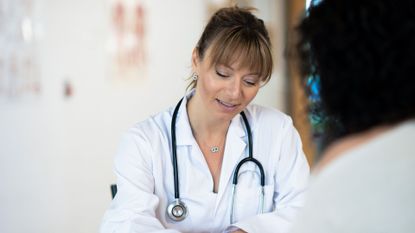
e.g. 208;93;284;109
216;109;242;122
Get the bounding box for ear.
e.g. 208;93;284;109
191;48;199;71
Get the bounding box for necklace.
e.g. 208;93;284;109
210;146;220;153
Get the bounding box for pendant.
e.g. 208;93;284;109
210;146;220;153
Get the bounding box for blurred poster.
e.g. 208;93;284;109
0;0;41;101
107;0;146;80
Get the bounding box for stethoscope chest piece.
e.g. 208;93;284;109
167;199;188;221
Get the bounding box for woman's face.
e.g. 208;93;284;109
192;49;261;121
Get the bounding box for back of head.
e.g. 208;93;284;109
297;0;415;141
188;6;273;89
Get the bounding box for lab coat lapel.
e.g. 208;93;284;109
216;114;247;210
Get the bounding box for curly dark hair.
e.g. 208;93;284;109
297;0;415;142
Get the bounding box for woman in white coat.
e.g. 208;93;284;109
101;6;309;233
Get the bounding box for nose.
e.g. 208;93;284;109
226;78;242;100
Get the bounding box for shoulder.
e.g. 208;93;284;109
293;125;415;232
119;107;174;152
115;107;174;166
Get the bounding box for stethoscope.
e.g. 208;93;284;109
166;98;266;223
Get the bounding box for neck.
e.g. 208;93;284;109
186;95;230;143
314;125;393;173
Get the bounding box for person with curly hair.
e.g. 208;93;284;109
291;0;415;232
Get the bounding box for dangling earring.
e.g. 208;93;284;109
192;73;199;81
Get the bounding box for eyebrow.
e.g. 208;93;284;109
216;64;260;76
216;64;234;71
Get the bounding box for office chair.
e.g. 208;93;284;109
110;184;117;199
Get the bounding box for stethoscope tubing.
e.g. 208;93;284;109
171;98;183;199
168;97;265;222
230;111;265;223
234;111;265;186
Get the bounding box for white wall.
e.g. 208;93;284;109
0;0;287;232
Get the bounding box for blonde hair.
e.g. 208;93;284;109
187;6;273;90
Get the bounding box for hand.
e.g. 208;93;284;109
232;230;247;233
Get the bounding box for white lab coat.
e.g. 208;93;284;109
100;93;310;233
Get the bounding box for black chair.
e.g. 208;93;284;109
110;184;117;199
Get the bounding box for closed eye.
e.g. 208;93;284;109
244;76;260;86
244;80;257;86
216;71;229;78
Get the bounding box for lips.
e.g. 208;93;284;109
216;99;239;111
